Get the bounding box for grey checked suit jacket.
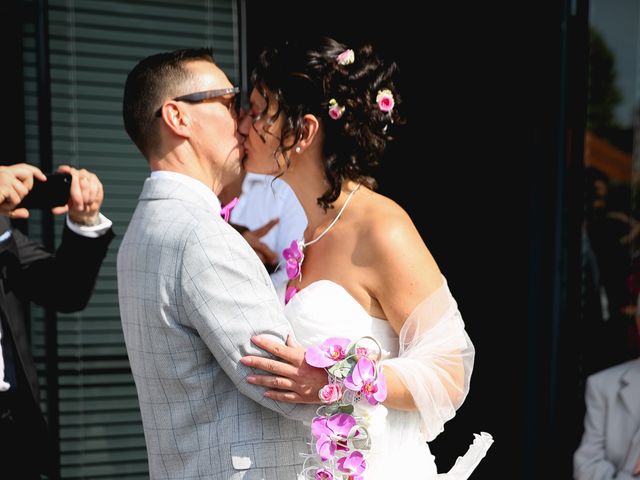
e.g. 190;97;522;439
573;358;640;480
117;177;313;479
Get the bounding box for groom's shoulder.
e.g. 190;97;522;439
124;197;232;249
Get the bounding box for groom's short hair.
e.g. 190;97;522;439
122;48;215;158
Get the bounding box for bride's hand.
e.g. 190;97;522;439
240;334;327;404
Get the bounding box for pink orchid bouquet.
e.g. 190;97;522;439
298;336;387;480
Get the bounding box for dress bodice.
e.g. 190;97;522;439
280;279;438;479
282;280;399;357
279;280;491;479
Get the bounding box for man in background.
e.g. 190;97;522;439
0;162;114;478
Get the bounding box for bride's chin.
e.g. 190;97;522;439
243;157;267;175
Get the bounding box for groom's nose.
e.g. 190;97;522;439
237;109;252;136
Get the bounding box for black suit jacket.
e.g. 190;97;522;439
0;215;114;470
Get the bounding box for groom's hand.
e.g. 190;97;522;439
240;334;327;404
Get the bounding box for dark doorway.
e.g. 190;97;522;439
243;2;576;479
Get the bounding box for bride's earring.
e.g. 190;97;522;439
295;146;301;154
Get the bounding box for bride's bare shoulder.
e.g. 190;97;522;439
358;190;421;242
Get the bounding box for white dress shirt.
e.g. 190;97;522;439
230;172;307;290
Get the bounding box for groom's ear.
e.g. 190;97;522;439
160;101;191;138
299;114;320;149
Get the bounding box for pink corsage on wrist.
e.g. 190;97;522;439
298;336;387;480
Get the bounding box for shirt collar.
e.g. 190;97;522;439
150;171;221;215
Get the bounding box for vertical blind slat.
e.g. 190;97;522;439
23;1;238;478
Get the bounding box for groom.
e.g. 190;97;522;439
118;48;325;479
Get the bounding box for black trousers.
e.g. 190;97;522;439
0;390;46;479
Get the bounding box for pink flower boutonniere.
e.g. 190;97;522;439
284;285;299;305
220;196;238;222
376;89;395;113
283;239;304;280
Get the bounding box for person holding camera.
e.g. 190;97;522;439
0;162;114;479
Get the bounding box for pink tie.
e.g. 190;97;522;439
220;197;238;223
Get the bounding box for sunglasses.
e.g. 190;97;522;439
155;86;241;118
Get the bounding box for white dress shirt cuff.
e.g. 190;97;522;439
66;213;113;238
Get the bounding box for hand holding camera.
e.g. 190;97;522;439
0;163;48;218
0;163;103;225
54;165;104;226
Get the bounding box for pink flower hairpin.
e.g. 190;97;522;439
337;49;355;66
376;89;395;113
328;99;345;120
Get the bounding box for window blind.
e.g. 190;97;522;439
22;1;239;477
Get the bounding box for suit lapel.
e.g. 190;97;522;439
620;359;640;422
620;359;640;471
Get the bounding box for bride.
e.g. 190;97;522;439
237;36;492;479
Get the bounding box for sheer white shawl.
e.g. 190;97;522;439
381;278;493;478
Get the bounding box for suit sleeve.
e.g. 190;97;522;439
573;375;635;480
9;223;114;312
179;224;315;421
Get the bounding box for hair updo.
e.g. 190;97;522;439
251;36;404;209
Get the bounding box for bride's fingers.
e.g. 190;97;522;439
246;374;296;391
251;335;304;364
263;390;304;403
286;334;300;348
240;355;298;378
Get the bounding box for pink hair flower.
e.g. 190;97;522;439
328;98;345;120
376;89;395;113
336;49;355;65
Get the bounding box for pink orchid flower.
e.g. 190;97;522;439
376;89;395;113
343;357;387;405
219;196;238;222
314;468;334;480
311;413;356;461
337;450;367;478
284;285;298;305
305;337;351;368
282;240;304;279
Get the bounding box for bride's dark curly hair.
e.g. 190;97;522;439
251;36;404;209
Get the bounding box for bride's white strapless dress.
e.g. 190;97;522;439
283;280;440;479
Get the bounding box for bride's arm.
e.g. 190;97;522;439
367;212;472;437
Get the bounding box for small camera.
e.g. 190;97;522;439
17;172;72;209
